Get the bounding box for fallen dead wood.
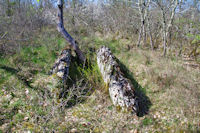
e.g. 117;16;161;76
97;46;138;113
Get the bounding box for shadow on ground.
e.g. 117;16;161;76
116;59;152;117
0;64;33;88
58;57;96;108
0;54;151;117
61;54;152;115
0;57;94;110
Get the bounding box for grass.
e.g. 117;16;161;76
0;27;200;132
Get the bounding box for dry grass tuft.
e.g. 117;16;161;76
0;29;199;132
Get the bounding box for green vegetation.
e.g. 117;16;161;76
0;27;200;132
1;0;200;132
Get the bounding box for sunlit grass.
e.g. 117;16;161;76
0;28;199;132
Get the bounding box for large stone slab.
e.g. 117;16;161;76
97;46;138;113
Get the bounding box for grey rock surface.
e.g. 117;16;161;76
97;46;138;113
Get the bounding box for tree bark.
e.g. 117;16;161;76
97;46;138;113
137;0;151;47
157;0;179;56
6;0;11;16
147;17;154;50
166;0;178;46
137;23;143;47
57;0;85;62
137;0;144;47
146;0;154;50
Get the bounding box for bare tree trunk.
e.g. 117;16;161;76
97;46;138;113
161;9;167;56
163;30;167;56
137;23;143;47
147;16;154;50
166;0;178;46
6;0;11;16
137;0;151;47
57;0;85;62
137;0;145;47
157;0;179;56
72;0;76;26
146;0;154;50
142;20;146;46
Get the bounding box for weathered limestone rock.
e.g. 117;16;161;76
32;49;71;100
97;46;138;113
50;49;71;83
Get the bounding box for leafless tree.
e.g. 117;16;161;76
57;0;85;62
154;0;179;56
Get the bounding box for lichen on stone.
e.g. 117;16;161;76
97;46;138;113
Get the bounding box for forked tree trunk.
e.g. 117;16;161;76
97;46;138;113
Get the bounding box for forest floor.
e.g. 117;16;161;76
0;27;200;132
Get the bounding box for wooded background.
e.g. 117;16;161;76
0;0;200;132
0;0;199;58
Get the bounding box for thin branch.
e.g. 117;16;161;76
0;32;8;40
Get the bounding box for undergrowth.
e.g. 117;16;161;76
0;28;199;132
